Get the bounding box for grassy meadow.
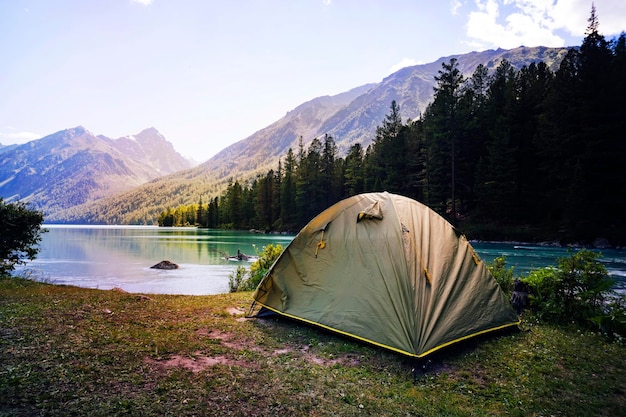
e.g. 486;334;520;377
1;276;624;416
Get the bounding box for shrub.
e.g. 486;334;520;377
228;266;248;293
228;243;283;292
522;266;561;320
488;256;515;296
521;249;624;338
590;294;626;342
0;199;46;275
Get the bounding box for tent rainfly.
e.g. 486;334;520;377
251;192;520;358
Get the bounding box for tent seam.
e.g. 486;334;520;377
416;320;521;358
255;301;420;358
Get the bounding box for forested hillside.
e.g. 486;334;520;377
160;17;626;245
51;45;569;225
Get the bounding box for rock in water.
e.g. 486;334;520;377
150;260;179;270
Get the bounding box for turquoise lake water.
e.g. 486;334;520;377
18;225;626;295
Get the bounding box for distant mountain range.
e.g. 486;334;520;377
0;143;19;155
0;127;192;216
2;46;571;224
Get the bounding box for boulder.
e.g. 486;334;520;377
150;260;179;270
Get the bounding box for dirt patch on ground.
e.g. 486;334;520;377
226;307;251;322
147;325;259;372
194;328;252;351
272;344;362;367
146;305;363;373
146;353;251;373
226;307;245;316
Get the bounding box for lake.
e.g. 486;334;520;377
18;225;626;295
19;225;294;295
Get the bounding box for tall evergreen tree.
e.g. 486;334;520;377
295;137;323;224
221;179;244;228
253;171;275;231
512;62;553;222
344;143;365;196
272;160;282;229
280;149;298;230
365;101;408;195
405;118;428;202
207;197;219;228
196;197;205;227
320;134;338;208
456;63;490;213
475;60;519;220
424;58;464;219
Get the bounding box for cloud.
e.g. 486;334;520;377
464;0;625;51
552;0;626;37
389;58;423;74
0;130;42;145
450;0;463;16
131;0;153;5
465;0;566;49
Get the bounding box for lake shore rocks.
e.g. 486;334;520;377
150;260;179;270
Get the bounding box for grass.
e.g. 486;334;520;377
1;276;624;416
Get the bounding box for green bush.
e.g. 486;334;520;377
228;266;248;292
488;256;515;296
522;266;561;320
0;198;46;274
228;243;283;292
589;295;626;342
521;249;624;338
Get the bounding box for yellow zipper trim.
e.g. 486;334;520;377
416;320;521;358
255;302;418;357
254;301;520;358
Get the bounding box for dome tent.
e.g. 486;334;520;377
252;192;519;358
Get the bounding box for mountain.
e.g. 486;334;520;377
0;143;19;155
50;46;570;224
0;126;192;216
204;45;569;168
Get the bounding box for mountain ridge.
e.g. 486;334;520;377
0;127;192;215
42;45;571;224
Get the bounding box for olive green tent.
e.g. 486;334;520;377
252;192;519;358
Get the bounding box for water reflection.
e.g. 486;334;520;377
19;225;626;295
21;225;294;295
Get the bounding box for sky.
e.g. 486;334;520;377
1;1;625;162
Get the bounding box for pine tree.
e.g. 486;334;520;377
405;118;428;202
295;137;323;225
365;101;409;195
280;149;298;230
474;60;518;221
343;143;365;196
424;58;464;219
196;197;205;227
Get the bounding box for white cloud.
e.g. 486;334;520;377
553;0;626;37
389;58;423;74
0;130;42;145
450;0;463;15
322;0;332;5
466;0;566;49
131;0;153;6
463;0;626;50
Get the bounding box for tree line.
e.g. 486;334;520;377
159;10;625;245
